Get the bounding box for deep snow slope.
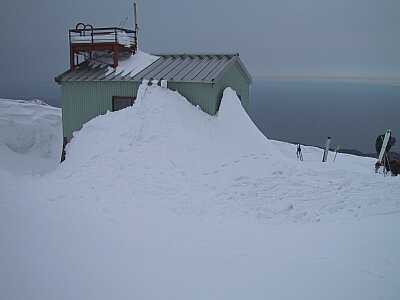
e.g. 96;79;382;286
0;98;62;174
1;85;399;300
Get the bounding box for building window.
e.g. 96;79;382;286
112;96;135;112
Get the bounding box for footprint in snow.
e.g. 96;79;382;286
272;170;284;176
234;176;249;182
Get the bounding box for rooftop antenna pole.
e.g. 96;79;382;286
133;1;139;50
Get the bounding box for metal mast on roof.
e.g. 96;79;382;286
133;1;139;49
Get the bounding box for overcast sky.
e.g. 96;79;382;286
0;0;399;103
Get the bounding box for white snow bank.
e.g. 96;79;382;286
1;85;399;300
0;98;62;174
1;180;399;300
58;84;399;222
106;51;159;76
65;85;277;168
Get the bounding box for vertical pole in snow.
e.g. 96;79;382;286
333;145;340;162
322;137;331;162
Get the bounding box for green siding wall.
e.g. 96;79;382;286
61;81;139;138
60;61;250;138
214;63;251;113
166;82;218;115
167;63;251;116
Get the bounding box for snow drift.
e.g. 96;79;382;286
0;98;62;174
60;84;399;222
1;84;399;300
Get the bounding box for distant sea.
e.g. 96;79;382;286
249;79;400;154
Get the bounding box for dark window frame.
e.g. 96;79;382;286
112;96;136;112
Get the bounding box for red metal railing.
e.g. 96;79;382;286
69;23;137;50
68;23;137;70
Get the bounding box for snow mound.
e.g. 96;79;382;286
65;85;277;167
0;98;62;174
1;85;400;300
105;51;159;76
58;84;399;222
58;84;283;218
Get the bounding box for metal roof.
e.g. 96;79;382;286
55;53;252;84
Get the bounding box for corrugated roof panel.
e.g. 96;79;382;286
55;53;252;83
143;57;176;80
200;56;228;81
193;56;222;81
186;56;215;81
180;57;209;81
130;57;167;80
81;65;107;81
105;72;121;81
165;56;193;80
73;68;94;81
60;68;84;82
153;57;184;80
84;66;108;81
97;70;115;81
170;57;202;81
203;57;232;81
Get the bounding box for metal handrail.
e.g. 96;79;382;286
68;24;138;70
69;27;136;34
69;24;137;48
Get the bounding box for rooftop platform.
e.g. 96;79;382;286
69;23;137;70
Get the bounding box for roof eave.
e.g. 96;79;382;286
151;52;239;57
53;77;216;84
235;56;253;83
54;70;73;84
213;55;252;84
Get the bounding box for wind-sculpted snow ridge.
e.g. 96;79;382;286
54;84;399;223
0;98;62;174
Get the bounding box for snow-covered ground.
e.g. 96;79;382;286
1;85;399;299
0;98;62;175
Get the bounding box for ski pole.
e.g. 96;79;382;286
322;137;331;162
333;145;340;162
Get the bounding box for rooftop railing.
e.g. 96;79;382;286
69;24;137;49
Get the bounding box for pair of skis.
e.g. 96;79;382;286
322;137;332;162
376;129;392;175
297;144;303;161
378;129;392;162
322;137;340;163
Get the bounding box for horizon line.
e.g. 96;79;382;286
253;75;400;84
